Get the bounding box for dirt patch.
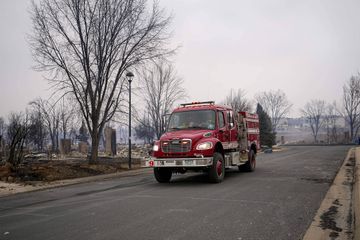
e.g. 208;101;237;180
0;158;141;183
329;231;339;238
320;202;343;233
332;199;342;206
301;177;333;184
345;157;355;167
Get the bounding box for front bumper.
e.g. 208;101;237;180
141;157;213;168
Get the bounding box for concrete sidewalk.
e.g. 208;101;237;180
0;167;152;198
303;147;360;240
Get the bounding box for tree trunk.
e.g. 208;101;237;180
89;132;99;164
8;145;16;165
55;130;59;152
50;132;55;152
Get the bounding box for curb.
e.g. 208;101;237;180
0;168;152;198
303;147;356;240
354;148;360;240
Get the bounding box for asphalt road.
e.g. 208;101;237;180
0;146;352;240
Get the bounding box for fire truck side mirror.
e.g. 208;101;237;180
228;111;234;128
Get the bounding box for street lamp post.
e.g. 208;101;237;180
126;72;134;169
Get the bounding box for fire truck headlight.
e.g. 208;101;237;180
153;144;159;151
196;142;213;150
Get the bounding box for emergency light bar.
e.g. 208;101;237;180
180;101;215;107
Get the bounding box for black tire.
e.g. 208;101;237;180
239;150;256;172
208;152;225;183
154;167;172;183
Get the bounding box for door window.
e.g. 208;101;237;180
218;111;225;128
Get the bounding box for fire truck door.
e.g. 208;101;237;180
217;111;230;144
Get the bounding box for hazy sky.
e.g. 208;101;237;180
1;0;360;117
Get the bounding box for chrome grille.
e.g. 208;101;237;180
161;139;191;153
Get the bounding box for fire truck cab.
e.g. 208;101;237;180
142;101;260;183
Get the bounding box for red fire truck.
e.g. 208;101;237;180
142;101;260;183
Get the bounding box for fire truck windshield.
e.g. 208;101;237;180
167;110;216;131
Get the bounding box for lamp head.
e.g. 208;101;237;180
126;72;134;83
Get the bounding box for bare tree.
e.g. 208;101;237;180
0;117;6;159
255;90;292;133
323;102;339;144
0;117;5;142
28;109;48;151
59;97;77;140
30;0;173;163
30;98;60;152
223;89;252;112
139;62;186;139
134;114;154;144
7;112;32;168
69;127;78;145
301;100;326;143
343;74;360;142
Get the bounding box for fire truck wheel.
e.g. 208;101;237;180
208;152;225;183
240;150;256;172
154;168;172;183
